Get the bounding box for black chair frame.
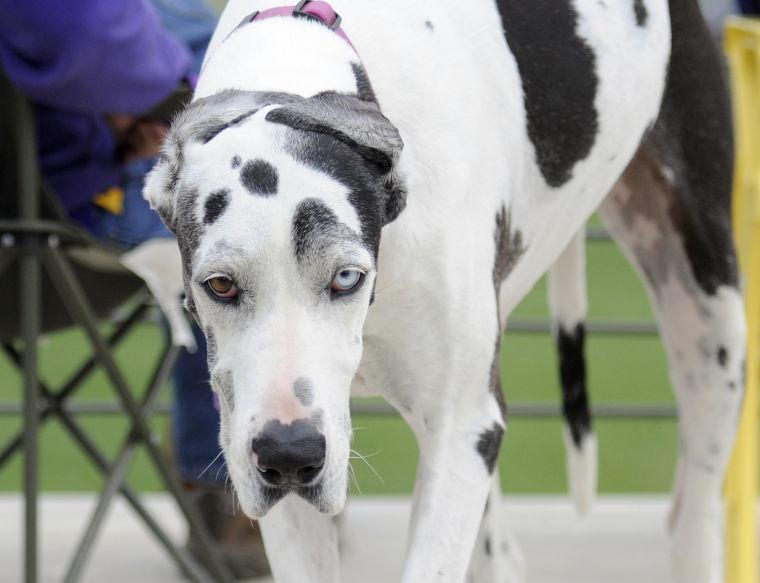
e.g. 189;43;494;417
0;72;233;583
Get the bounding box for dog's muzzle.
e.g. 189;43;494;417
251;419;326;487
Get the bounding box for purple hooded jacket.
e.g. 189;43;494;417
0;0;192;226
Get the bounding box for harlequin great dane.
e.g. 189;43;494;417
144;0;746;581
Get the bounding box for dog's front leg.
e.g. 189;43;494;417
400;396;505;583
259;494;340;583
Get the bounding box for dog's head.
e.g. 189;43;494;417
144;89;404;517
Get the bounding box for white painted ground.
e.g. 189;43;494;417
0;495;752;582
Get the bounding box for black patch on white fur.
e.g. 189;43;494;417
352;62;377;102
493;206;525;288
489;335;506;419
476;423;504;473
557;323;592;448
646;0;737;295
240;159;279;196
203;189;229;225
717;346;728;368
292;198;340;260
424;20;435;31
175;187;202;282
231;155;242;169
266;92;407;232
293;377;314;407
634;0;648;26
496;0;599;187
489;207;525;418
285;136;393;259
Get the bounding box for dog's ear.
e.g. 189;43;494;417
265;92;403;171
143;152;180;234
266;92;406;222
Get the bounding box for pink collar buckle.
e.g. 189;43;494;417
243;0;356;52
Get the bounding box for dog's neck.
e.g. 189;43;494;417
195;16;361;101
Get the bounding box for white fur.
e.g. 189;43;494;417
563;428;598;516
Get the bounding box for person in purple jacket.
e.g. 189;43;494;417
0;0;268;577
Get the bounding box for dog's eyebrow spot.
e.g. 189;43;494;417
292;197;339;260
231;155;242;169
293;377;314;407
240;159;279;196
203;188;230;225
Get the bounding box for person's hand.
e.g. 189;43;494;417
107;113;138;145
122;120;168;162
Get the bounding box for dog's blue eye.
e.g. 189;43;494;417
331;268;363;294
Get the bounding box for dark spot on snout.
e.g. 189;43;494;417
252;419;326;487
717;346;728;368
476;423;504;473
633;0;648;27
240;159;278;196
424;19;435;31
203;188;229;225
293;377;314;407
231;155;242;169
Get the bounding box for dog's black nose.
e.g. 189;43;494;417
251;420;326;487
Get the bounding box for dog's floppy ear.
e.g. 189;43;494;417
266;92;406;222
265;92;403;171
143;152;180;234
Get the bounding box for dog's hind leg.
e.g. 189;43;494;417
601;148;745;583
258;494;340;583
548;229;597;515
467;474;525;583
600;140;743;583
600;3;745;582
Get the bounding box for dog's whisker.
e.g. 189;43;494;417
214;461;227;482
347;461;361;494
196;450;225;480
350;448;384;485
349;448;381;459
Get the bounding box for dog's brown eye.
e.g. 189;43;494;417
207;276;238;299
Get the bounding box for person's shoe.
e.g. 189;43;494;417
185;486;270;580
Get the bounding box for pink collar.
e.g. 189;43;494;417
242;1;355;51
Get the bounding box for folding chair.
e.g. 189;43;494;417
0;69;233;583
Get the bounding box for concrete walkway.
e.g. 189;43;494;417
0;494;739;582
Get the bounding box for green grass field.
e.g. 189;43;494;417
0;234;680;495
